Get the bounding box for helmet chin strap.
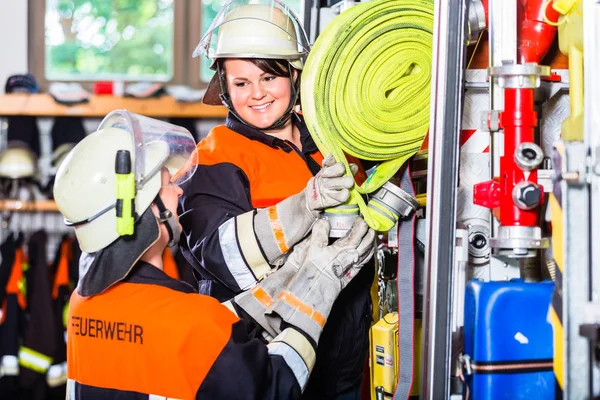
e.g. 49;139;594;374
216;62;301;132
153;195;181;247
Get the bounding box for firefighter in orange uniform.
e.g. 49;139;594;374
179;1;375;397
52;111;375;399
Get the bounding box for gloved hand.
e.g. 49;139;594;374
265;216;375;344
304;154;356;214
253;154;357;265
233;236;311;338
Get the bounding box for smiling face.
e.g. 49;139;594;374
224;59;294;129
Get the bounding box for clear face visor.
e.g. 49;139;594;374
98;110;198;187
192;0;310;63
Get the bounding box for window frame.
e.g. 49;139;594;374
28;0;191;91
28;0;310;91
186;0;205;89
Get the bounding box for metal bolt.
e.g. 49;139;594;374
513;182;541;210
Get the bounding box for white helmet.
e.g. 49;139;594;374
53;110;197;254
194;0;310;107
0;144;37;179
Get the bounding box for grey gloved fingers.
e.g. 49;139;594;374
320;161;347;178
333;216;370;249
321;153;336;168
339;248;374;287
355;227;376;263
319;188;351;206
321;175;355;190
339;226;376;286
349;163;359;176
310;219;331;248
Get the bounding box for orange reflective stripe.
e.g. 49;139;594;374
277;291;326;328
162;248;180;280
251;286;273;308
53;240;72;299
268;206;289;253
6;248;26;310
68;284;239;399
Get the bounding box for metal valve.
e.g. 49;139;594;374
512;181;542;210
514;142;544;171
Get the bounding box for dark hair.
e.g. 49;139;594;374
217;58;292;79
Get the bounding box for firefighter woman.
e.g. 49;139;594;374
179;0;375;398
53;110;375;399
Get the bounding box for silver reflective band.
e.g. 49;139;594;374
218;218;257;290
267;341;310;390
47;361;68;387
236;211;271;281
19;347;52;373
0;355;19;377
67;379;76;399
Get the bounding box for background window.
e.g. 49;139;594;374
44;0;175;81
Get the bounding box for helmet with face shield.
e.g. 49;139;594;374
193;0;310;129
53;110;198;254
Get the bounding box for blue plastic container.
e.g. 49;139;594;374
463;279;555;399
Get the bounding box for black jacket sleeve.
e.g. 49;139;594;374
195;320;303;400
178;162;256;301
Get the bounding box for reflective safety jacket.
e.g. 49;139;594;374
66;261;306;399
179;113;374;396
179;113;324;301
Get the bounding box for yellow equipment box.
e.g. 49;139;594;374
370;312;422;399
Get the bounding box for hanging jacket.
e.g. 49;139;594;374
0;234;26;398
179;113;374;397
47;236;75;399
67;261;304;399
19;230;56;400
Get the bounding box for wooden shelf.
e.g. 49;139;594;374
0;93;228;118
0;199;59;212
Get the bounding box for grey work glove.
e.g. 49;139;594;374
253;154;357;265
304;153;356;213
233;237;311;338
265;217;376;344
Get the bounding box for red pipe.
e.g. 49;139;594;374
481;0;489;27
499;88;539;227
518;0;560;63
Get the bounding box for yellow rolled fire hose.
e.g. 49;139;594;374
301;0;434;232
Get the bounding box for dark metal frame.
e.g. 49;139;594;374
421;0;469;397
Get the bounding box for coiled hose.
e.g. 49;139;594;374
301;0;434;231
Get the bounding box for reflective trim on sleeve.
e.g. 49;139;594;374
268;206;289;254
272;328;316;373
0;355;19;377
218;218;257;291
148;394;183;399
268;342;310;390
251;285;274;308
47;361;68;387
235;211;272;281
277;290;326;327
18;346;53;373
67;379;76;399
221;300;238;317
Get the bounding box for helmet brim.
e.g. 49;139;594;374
202;73;225;106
